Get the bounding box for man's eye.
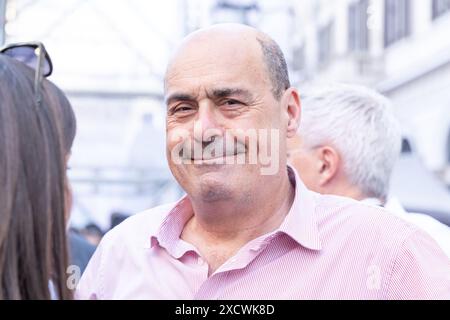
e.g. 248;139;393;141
173;105;194;113
223;99;241;106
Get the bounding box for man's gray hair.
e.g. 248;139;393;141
298;83;402;201
257;37;290;100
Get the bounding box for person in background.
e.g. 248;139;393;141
68;229;96;275
78;223;104;247
287;83;450;257
0;43;77;299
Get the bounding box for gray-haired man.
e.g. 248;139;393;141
288;83;450;257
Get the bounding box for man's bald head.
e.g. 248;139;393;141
165;23;290;100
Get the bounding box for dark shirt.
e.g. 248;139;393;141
68;230;96;274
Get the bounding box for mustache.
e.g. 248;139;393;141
178;136;246;160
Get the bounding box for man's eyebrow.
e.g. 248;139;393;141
210;88;253;100
165;93;196;106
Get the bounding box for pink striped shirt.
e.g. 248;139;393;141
76;168;450;299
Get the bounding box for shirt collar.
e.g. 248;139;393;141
278;165;322;251
361;198;383;207
150;165;322;257
150;195;195;259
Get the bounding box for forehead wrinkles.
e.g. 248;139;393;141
165;36;269;88
167;60;230;86
166;59;270;100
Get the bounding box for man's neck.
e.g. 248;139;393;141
181;172;295;274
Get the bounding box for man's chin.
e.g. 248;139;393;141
197;179;234;203
173;163;254;203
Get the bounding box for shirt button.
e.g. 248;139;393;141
197;257;205;266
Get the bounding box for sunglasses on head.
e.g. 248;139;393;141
0;42;53;108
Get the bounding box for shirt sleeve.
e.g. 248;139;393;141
387;228;450;299
75;239;105;300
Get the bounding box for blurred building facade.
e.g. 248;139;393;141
287;0;450;185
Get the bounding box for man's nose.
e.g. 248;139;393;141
193;103;222;143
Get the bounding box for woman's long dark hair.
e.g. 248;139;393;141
0;55;76;299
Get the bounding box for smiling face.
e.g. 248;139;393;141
165;26;292;203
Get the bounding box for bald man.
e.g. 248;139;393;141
76;24;449;299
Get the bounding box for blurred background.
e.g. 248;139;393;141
1;0;450;239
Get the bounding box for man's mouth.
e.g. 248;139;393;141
190;152;245;162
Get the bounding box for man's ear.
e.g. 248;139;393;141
283;88;301;138
316;146;340;187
